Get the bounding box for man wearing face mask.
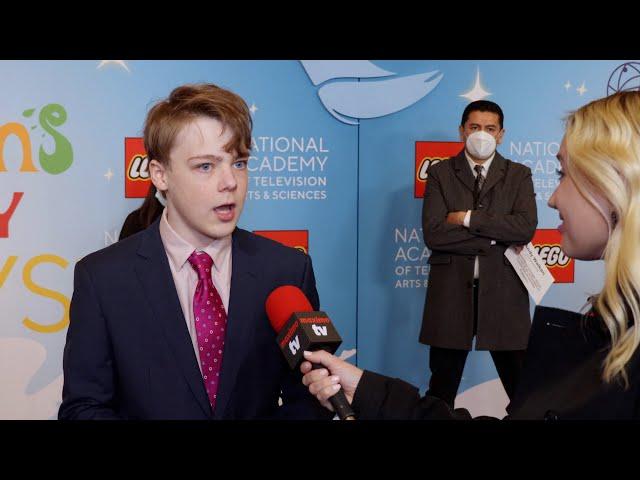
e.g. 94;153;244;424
420;100;537;408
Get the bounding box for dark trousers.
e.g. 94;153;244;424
426;279;526;407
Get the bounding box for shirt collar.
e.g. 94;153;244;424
159;208;232;272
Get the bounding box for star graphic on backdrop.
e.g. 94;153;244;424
104;168;114;181
460;67;492;102
577;81;587;96
564;80;572;91
249;103;258;114
97;60;130;72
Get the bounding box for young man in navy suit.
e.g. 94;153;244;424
59;83;331;420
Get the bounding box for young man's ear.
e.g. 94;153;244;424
496;128;506;145
459;125;465;142
149;159;168;194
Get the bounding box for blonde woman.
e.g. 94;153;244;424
300;91;640;420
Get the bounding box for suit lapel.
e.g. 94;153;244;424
452;152;476;193
479;152;507;202
134;220;212;418
213;228;259;419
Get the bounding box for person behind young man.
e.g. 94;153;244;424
418;100;538;407
119;183;164;241
301;91;640;421
59;83;331;420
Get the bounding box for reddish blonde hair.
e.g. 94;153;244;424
143;83;252;166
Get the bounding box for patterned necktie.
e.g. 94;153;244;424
187;250;228;410
473;164;485;208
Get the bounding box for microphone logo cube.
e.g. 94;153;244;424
311;324;328;336
276;311;342;369
288;335;301;355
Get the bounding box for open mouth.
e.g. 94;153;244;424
214;203;236;222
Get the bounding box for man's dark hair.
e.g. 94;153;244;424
461;100;504;129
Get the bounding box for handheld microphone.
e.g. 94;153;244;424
266;285;356;421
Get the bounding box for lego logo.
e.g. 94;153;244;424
416;158;444;182
534;245;570;267
253;230;309;254
128;154;150;180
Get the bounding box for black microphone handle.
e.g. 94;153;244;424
311;362;356;420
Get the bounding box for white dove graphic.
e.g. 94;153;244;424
301;60;443;125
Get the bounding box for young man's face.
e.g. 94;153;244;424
150;116;248;247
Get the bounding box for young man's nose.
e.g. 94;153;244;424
218;164;237;191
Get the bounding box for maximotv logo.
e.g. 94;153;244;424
532;229;574;283
253;230;309;254
125;137;151;198
414;141;463;198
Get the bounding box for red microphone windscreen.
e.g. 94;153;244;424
266;285;313;334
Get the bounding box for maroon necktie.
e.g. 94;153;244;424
187;250;228;410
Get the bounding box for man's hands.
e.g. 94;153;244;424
446;211;468;226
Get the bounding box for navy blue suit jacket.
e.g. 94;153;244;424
59;220;331;420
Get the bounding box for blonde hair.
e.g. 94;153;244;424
564;91;640;386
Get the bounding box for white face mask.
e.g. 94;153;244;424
465;130;497;160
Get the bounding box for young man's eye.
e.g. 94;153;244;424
198;163;212;172
233;160;248;170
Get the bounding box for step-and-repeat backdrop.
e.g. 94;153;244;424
2;60;633;418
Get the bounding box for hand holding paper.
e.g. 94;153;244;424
504;243;554;304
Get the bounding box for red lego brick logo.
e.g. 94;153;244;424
254;230;309;254
125;137;151;198
532;229;575;283
415;141;464;198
